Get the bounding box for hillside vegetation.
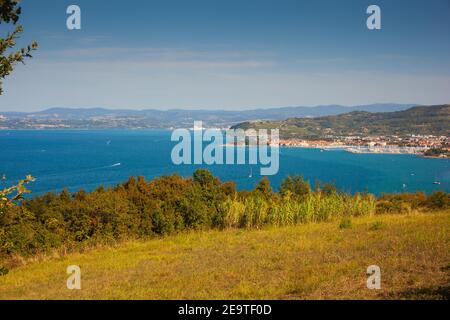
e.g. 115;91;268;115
1;170;448;274
232;105;450;139
0;212;449;299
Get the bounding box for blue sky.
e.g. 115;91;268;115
1;0;450;111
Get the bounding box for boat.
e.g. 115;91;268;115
432;181;441;185
249;168;252;178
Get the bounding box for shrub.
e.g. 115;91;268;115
425;191;449;210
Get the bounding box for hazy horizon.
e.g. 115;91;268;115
0;102;425;114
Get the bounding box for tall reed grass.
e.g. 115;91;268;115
218;192;376;229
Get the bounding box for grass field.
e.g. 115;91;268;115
0;211;449;300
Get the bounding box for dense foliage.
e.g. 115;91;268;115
0;170;448;272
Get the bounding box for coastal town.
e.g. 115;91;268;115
279;134;450;157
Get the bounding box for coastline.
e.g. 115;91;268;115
421;155;450;159
280;144;449;157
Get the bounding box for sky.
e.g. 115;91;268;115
1;0;450;111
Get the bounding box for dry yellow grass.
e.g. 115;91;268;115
0;211;449;300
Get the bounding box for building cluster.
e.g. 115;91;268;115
279;135;449;156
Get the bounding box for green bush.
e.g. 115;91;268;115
376;191;448;214
425;191;449;209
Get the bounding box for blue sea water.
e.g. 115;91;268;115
0;130;448;196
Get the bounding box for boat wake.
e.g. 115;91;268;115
109;163;121;167
36;162;123;180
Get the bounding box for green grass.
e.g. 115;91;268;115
0;211;449;300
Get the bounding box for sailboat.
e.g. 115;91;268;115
249;168;252;178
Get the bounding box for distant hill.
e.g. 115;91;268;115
0;104;415;129
232;105;450;138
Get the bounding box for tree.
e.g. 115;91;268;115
292;176;311;197
255;177;272;197
280;176;294;196
0;0;38;95
193;169;218;187
221;181;236;198
280;176;311;198
322;183;339;196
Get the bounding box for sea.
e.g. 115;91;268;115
0;130;448;197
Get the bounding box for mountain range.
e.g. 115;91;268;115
0;103;415;129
